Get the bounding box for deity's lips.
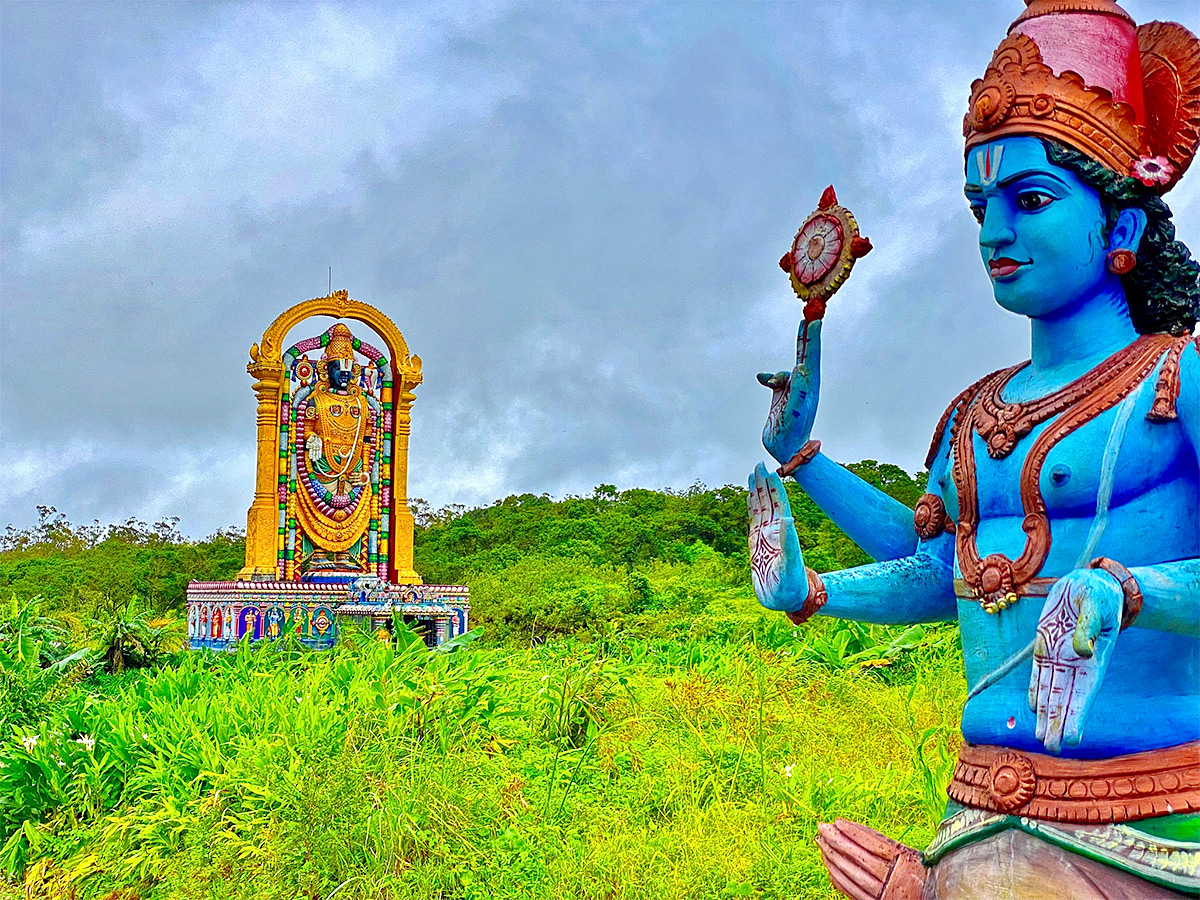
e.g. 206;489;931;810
988;257;1030;279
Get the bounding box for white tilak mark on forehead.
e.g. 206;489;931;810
977;144;1005;187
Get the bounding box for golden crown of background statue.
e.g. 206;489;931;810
324;323;356;361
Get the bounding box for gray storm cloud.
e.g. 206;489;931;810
2;0;1197;536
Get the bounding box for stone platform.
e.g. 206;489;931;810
186;577;469;650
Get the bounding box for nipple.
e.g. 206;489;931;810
1050;464;1072;486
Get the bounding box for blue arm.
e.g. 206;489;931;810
1127;347;1200;636
790;452;919;562
820;530;956;624
1127;560;1200;636
749;431;957;623
805;406;957;622
758;318;918;562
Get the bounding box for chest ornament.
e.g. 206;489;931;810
951;334;1181;614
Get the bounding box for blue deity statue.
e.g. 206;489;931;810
749;2;1200;897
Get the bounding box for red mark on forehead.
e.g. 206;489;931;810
975;144;1005;187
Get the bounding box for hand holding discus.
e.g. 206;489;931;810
749;186;872;618
760;186;873;473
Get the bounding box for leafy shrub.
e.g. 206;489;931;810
87;600;185;674
0;508;243;614
0;597;90;730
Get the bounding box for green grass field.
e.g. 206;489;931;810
1;472;965;899
5;612;965;899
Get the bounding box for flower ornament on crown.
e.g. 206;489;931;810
963;0;1200;190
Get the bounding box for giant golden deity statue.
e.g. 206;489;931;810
186;291;469;650
293;323;382;574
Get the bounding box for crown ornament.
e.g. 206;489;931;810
324;323;356;362
964;0;1200;192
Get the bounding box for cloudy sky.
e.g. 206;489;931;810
2;0;1197;537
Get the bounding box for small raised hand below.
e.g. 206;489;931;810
1029;568;1123;753
748;462;808;613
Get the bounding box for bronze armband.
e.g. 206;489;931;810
777;440;821;478
1087;557;1144;630
786;567;828;626
913;493;956;540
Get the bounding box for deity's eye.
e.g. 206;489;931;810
969;205;986;225
1016;191;1054;212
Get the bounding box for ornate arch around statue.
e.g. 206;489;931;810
238;291;423;584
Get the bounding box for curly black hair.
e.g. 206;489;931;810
1041;139;1199;335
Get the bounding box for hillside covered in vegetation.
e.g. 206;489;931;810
1;460;925;646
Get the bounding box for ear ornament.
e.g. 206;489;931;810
1106;249;1137;275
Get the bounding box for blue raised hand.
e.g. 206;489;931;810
747;462;808;612
759;319;822;466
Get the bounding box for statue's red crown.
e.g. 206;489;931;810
964;0;1200;191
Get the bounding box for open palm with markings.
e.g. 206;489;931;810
747;462;807;612
1030;569;1123;753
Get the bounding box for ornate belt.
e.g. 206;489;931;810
947;741;1200;823
952;577;1055;599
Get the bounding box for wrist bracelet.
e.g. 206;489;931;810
778;440;821;478
1088;557;1143;630
786;567;829;626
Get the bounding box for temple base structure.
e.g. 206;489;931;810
185;576;469;650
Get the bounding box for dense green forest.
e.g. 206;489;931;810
0;460;924;644
0;461;961;900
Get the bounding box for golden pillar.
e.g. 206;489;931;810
237;291;423;584
238;345;285;580
389;378;421;583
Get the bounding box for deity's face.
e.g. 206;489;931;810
326;358;354;390
964;136;1118;319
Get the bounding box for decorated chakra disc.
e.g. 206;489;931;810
780;185;872;322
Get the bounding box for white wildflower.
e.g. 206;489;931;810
75;735;96;752
20;735;37;752
783;764;794;779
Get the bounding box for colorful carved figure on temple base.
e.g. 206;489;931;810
264;606;284;641
749;1;1200;897
291;605;310;639
237;606;261;641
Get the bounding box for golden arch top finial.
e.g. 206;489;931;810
259;291;417;376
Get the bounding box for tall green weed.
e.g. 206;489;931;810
4;625;965;900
